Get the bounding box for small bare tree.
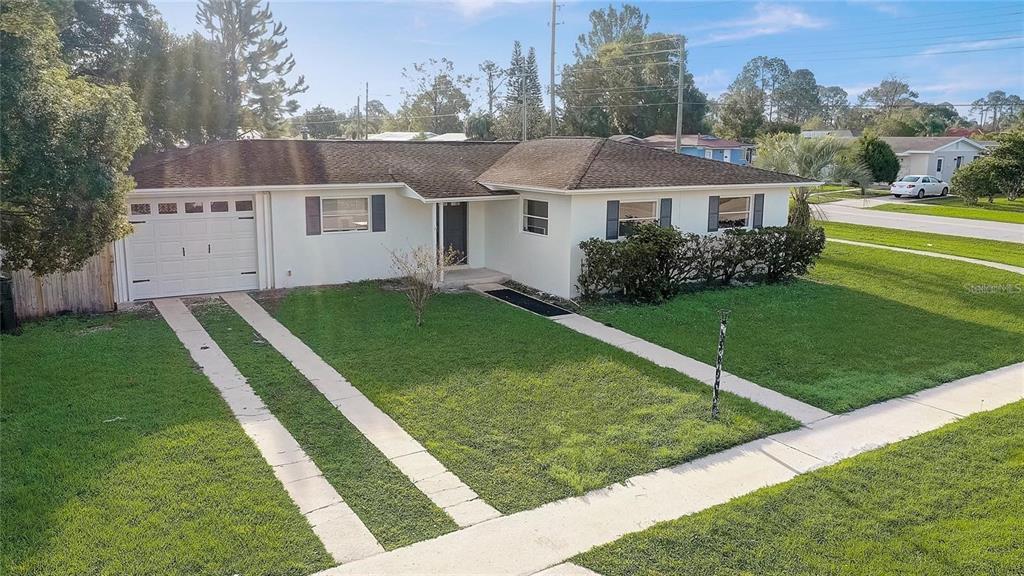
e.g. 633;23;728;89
389;245;461;326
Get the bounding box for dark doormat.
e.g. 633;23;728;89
485;289;571;317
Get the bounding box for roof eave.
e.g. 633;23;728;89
477;181;818;195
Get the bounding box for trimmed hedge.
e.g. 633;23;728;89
577;223;825;302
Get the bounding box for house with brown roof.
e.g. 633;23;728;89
117;137;813;301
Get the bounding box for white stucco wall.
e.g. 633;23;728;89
268;186;433;289
482;187;791;299
483;194;573;297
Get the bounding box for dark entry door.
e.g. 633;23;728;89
442;202;468;264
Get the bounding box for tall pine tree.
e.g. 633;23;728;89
495;41;548;140
196;0;306;137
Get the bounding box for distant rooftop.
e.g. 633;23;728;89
367;131;436;141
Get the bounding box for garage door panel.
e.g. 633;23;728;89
125;196;259;299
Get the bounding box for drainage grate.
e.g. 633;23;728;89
484;289;571;317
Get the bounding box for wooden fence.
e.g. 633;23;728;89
10;244;116;321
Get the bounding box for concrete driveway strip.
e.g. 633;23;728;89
152;298;383;564
220;291;501;528
817;204;1024;243
826;238;1024;274
312;362;1022;576
552;314;832;425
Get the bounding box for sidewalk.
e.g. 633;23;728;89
312;362;1022;576
553;314;832;425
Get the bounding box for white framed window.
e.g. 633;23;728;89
618;200;658;237
718;196;750;229
955;156;963;170
322;197;369;232
936;158;943;173
522;199;549;235
704;149;713;159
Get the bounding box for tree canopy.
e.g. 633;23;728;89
1;2;145;274
391;58;472;134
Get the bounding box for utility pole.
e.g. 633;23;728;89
365;82;369;139
356;95;361;139
549;0;557;135
674;35;685;154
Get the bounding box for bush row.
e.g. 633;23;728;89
577;223;826;303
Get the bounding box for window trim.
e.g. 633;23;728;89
936;157;943;173
617;199;660;239
716;195;753;231
521;198;550;237
703;149;713;159
321;196;371;234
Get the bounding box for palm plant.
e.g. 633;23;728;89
754;134;873;228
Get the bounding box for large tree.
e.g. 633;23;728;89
392;58;473;134
301;104;340;138
857;76;917;118
1;2;145;274
777;68;820;124
495;41;547;140
559;4;706;137
853;134;899;184
196;0;306;137
731;56;790;122
714;89;764;139
817;85;849;129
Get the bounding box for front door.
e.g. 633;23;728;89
442;202;468;264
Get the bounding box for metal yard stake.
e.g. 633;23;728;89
712;309;730;420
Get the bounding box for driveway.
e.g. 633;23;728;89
817;203;1024;243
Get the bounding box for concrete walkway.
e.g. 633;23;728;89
220;292;501;528
818;203;1024;243
153;298;383;564
312;362;1023;576
828;238;1024;274
552;314;831;425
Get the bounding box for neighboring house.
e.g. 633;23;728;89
801;129;854;138
837;136;987;180
640;134;755;165
118;137;812;302
427;132;470;142
367;131;436;141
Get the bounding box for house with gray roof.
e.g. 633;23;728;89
836;136;987;180
118;137;813;301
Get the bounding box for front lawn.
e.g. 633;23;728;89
808;187;889;204
192;300;457;549
575;401;1024;575
870;195;1024;224
584;243;1024;412
1;312;332;576
819;221;1024;267
266;283;797;513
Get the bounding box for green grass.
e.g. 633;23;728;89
871;195;1024;224
191;300;457;549
1;312;332;576
820;221;1024;268
268;283;798;513
575;401;1024;575
584;243;1024;413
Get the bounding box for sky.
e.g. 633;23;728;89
154;0;1024;120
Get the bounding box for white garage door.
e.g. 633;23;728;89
125;197;259;300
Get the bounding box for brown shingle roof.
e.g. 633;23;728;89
477;137;812;190
131;139;517;199
132;137;812;197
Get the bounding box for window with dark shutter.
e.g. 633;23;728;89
752;193;765;228
707;196;720;232
371;194;386;232
605;200;619;240
305;196;321;235
659;198;672;228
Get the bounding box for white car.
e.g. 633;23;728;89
890;175;949;199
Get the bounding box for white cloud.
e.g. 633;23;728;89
918;37;1024;56
689;3;828;47
851;1;907;17
694;68;731;97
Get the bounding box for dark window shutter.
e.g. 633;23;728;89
752;193;765;228
605;200;620;239
707;196;720;232
371;194;386;232
659;198;672;228
305;196;321;235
